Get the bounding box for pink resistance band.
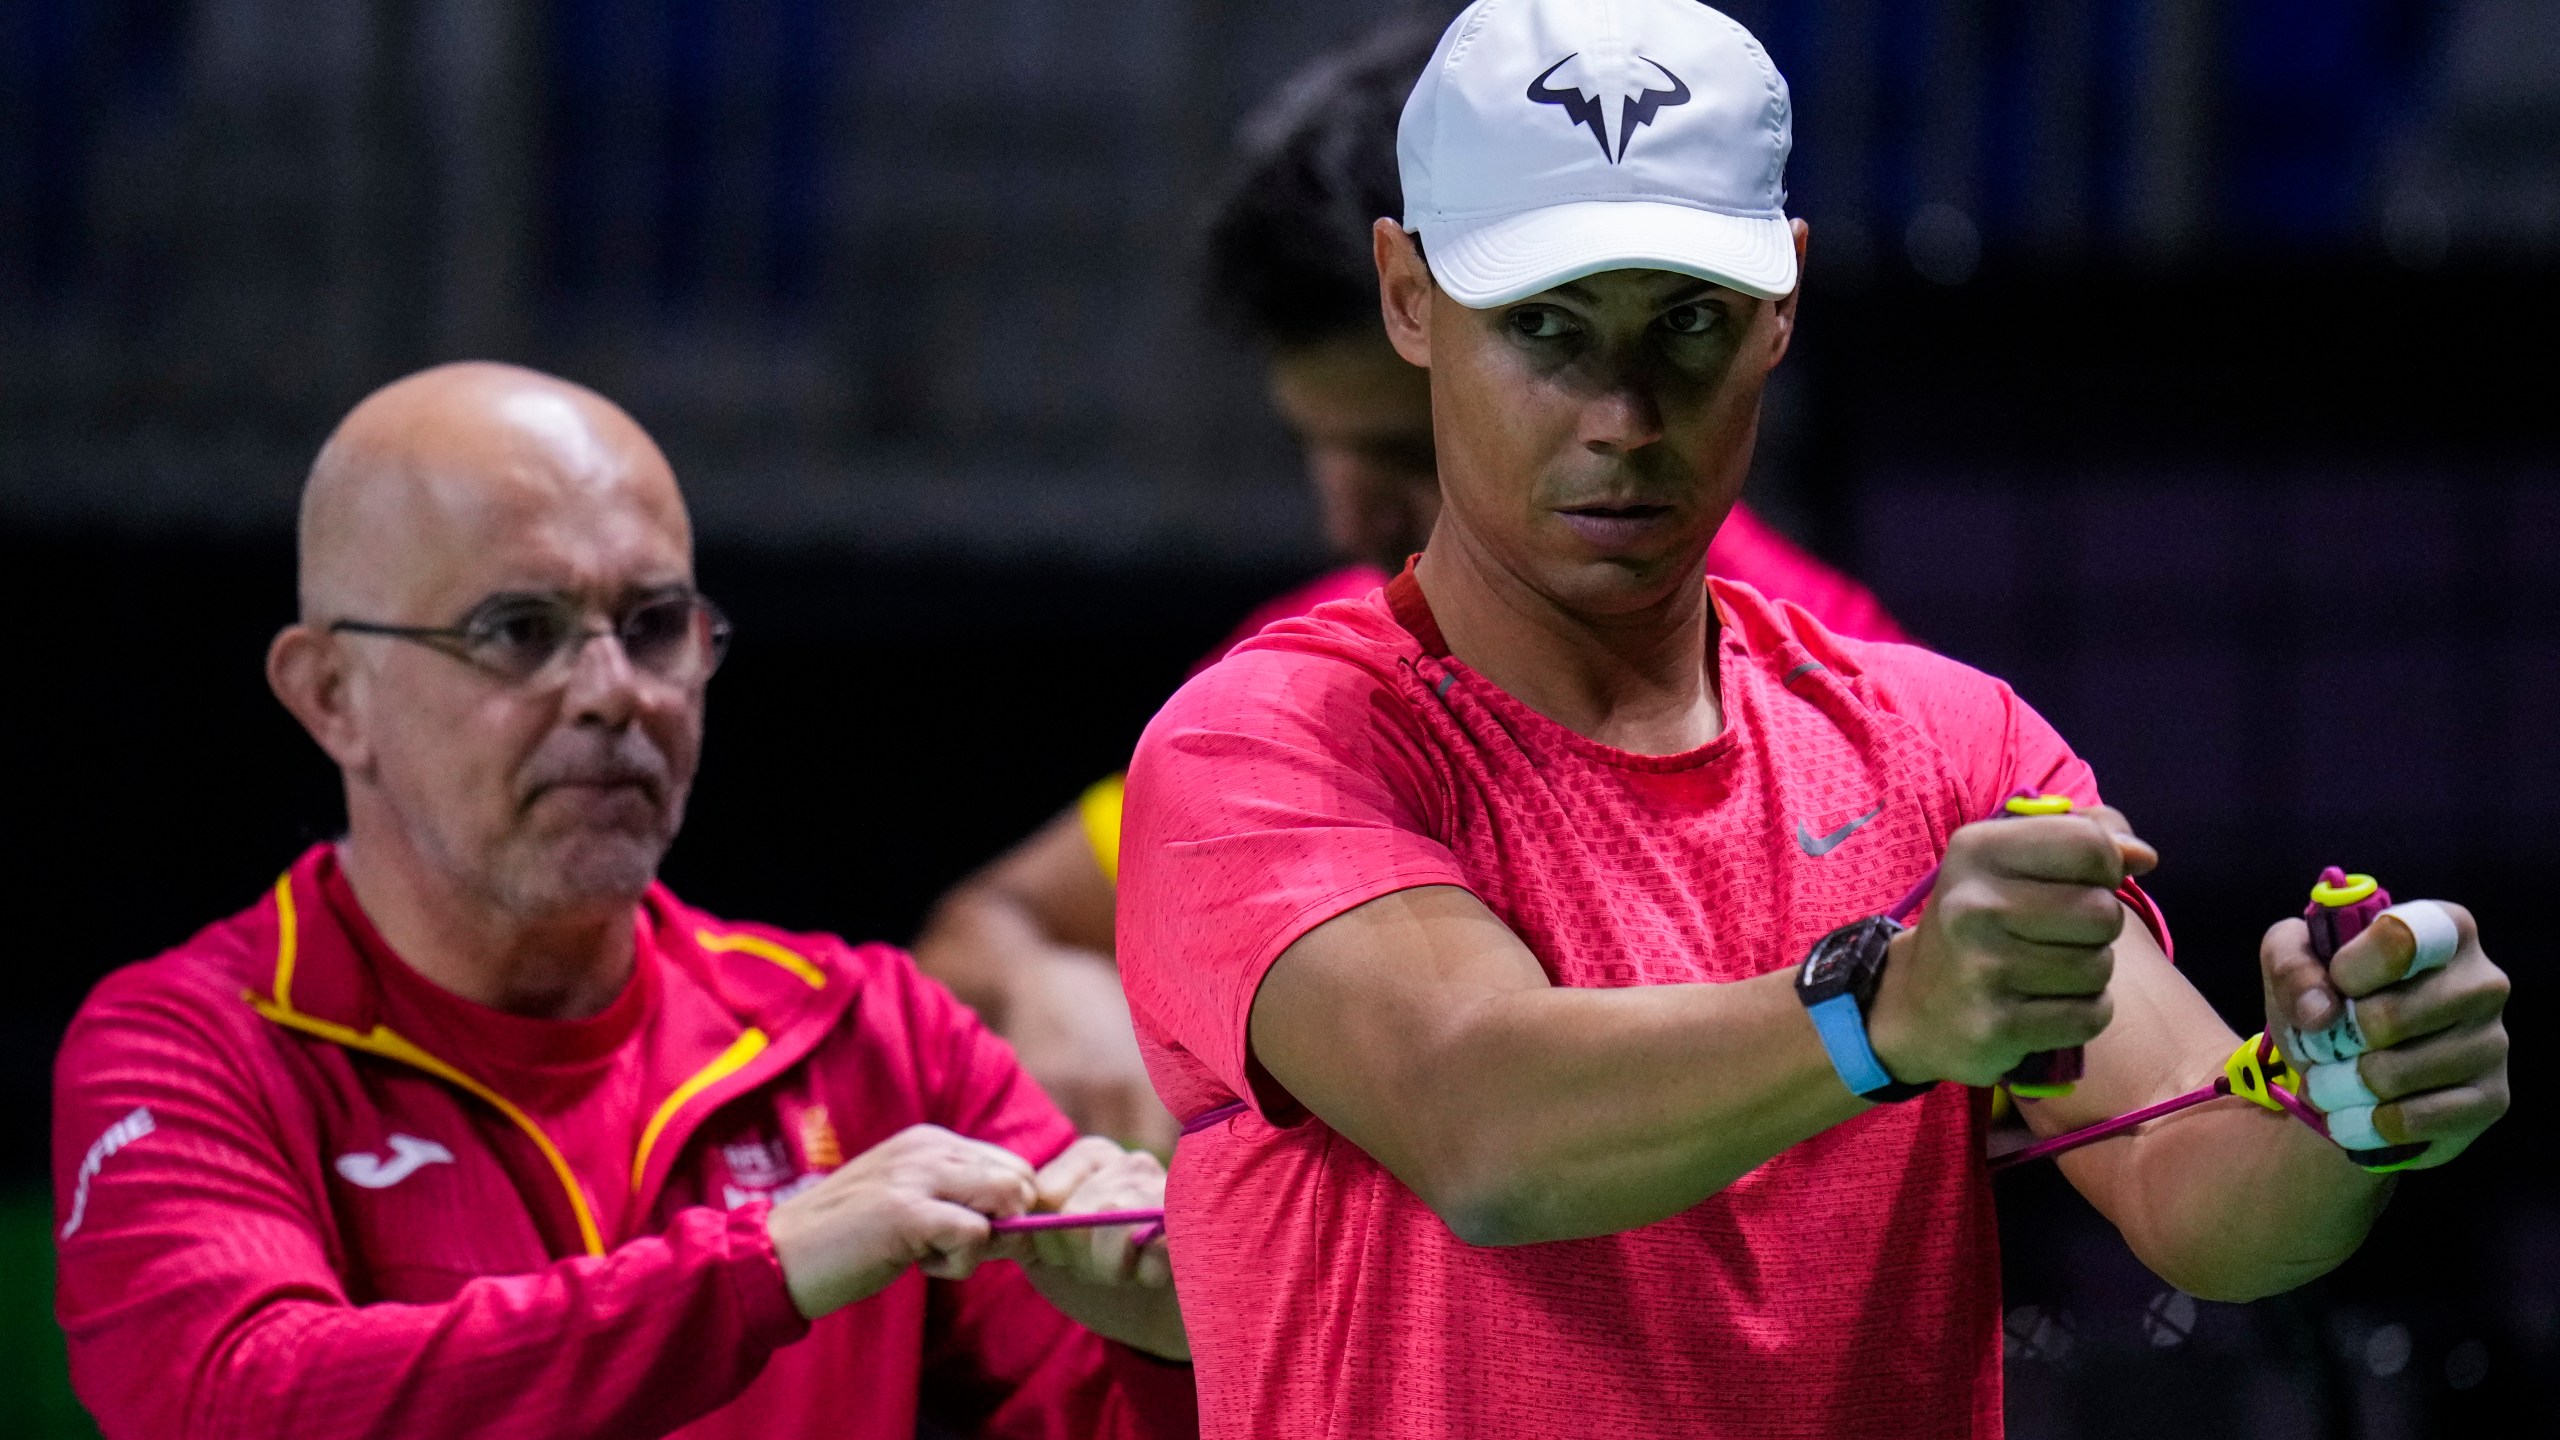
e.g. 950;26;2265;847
979;1103;1243;1241
1988;1033;2332;1172
987;1208;1166;1234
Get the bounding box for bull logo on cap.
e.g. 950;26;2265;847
1526;54;1691;163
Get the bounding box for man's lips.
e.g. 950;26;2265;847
527;774;664;812
1555;504;1676;551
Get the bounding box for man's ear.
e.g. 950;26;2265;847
1765;218;1811;371
1373;219;1435;368
268;624;373;776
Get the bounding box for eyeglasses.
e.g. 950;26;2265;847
330;589;732;687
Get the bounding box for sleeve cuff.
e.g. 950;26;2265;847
722;1202;814;1349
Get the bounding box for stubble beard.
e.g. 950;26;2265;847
401;787;687;924
487;796;687;918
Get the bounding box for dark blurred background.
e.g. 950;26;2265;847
5;1;2556;1435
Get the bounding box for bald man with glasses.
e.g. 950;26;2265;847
51;363;1193;1440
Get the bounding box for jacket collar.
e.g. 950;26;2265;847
253;844;849;1040
245;843;861;1252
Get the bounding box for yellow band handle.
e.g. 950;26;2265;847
2309;872;2379;908
2003;793;2077;816
2222;1033;2301;1113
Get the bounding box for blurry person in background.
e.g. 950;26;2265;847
51;363;1192;1440
913;9;1906;1153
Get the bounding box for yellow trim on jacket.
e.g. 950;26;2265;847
631;1030;769;1192
245;873;609;1256
692;928;828;989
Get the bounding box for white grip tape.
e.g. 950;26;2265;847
2293;999;2368;1066
2304;1058;2377;1113
2325;1104;2385;1152
2376;900;2459;978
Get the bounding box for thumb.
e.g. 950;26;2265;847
2262;918;2341;1057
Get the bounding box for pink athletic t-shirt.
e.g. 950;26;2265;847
1118;569;2098;1439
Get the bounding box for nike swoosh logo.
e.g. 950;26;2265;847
336;1134;456;1190
1797;805;1884;857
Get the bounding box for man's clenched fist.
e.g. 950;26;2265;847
1867;803;2158;1089
2263;901;2511;1169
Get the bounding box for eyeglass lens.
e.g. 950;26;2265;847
461;594;726;684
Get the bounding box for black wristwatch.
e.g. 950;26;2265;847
1796;916;1932;1103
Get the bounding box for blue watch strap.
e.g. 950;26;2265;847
1806;992;1896;1098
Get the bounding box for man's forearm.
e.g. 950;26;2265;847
1259;938;1872;1247
141;1207;806;1440
2064;1099;2391;1302
1410;973;1873;1242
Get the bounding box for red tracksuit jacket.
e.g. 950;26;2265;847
52;845;1196;1440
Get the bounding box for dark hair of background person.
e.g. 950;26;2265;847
1197;7;1464;350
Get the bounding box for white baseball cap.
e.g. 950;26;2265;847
1398;0;1797;308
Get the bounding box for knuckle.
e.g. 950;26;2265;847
2261;921;2315;975
2445;901;2478;943
1953;1007;1999;1058
1941;874;1998;921
2479;964;2513;1008
2069;821;2117;871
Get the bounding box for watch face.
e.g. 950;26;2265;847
1801;936;1858;990
1800;916;1901;1000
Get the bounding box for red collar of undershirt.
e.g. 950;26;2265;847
318;855;661;1074
1385;555;1451;659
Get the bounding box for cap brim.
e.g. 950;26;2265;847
1418;200;1797;308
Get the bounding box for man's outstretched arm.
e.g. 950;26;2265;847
1246;807;2152;1246
1249;883;1869;1245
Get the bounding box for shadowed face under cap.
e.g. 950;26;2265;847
290;361;707;918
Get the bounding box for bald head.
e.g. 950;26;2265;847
300;362;691;623
271;362;711;970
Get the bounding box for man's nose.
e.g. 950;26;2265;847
1576;377;1665;455
560;629;644;727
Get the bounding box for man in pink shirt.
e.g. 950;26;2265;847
52;362;1193;1440
915;10;1904;1157
1118;2;2514;1436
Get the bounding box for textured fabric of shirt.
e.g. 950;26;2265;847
53;845;1197;1440
1119;570;2098;1439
